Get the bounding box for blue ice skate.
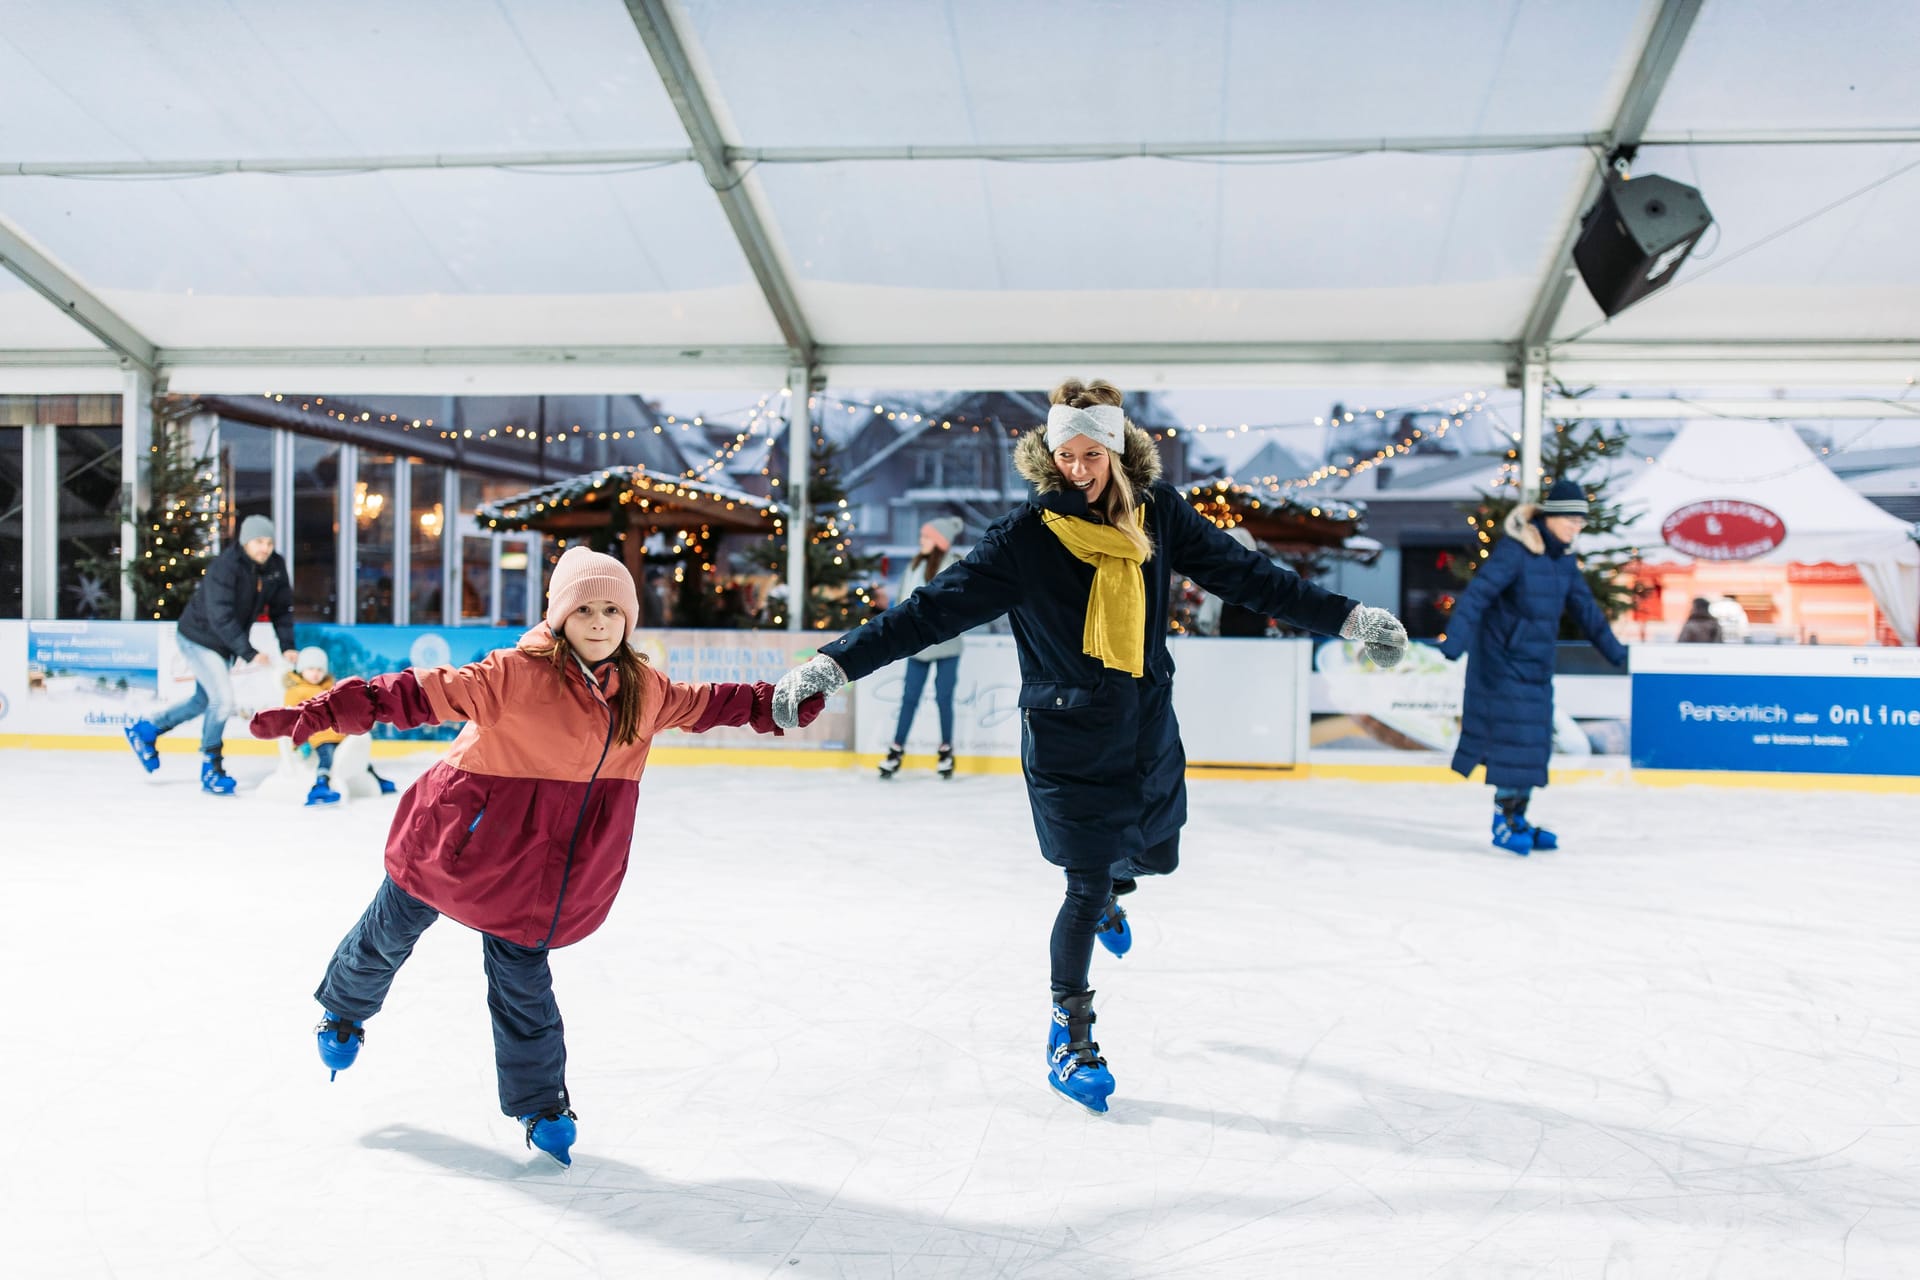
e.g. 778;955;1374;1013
1491;812;1533;856
306;776;340;806
1094;894;1131;958
316;1010;364;1080
520;1108;578;1167
200;752;237;796
124;720;160;773
368;768;397;796
1047;992;1115;1115
1518;819;1558;851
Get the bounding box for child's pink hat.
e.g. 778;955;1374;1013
544;546;640;639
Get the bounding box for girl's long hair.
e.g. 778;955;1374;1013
1049;378;1153;562
523;629;650;746
908;546;946;579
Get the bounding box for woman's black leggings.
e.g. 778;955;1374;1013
1048;834;1181;1000
1049;867;1112;1001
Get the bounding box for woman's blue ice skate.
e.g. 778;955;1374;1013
1491;812;1534;856
1094;895;1131;958
520;1108;578;1167
1047;992;1115;1114
306;775;341;806
316;1011;363;1080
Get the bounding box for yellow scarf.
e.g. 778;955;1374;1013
1041;509;1148;677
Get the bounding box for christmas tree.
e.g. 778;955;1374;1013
758;433;882;630
1449;386;1651;634
101;405;223;620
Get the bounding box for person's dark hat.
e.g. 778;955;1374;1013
1539;478;1589;516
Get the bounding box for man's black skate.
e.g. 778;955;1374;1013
936;745;955;779
877;745;904;779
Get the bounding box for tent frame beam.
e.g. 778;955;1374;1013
0;214;157;373
2;340;1915;392
1517;0;1706;357
1545;397;1920;420
10;128;1920;179
622;0;815;366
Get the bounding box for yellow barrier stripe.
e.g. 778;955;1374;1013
2;734;1912;791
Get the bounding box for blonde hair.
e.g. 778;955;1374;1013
1049;378;1153;561
521;630;651;746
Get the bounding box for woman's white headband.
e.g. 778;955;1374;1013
1045;403;1125;452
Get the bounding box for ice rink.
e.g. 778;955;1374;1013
5;749;1916;1278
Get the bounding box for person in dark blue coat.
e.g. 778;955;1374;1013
770;378;1409;1114
124;513;297;794
1438;479;1629;855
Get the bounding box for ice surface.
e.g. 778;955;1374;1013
3;750;1916;1278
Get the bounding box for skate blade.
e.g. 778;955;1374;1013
1047;1079;1111;1117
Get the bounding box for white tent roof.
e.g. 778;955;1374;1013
1613;420;1919;566
1609;418;1919;641
2;0;1918;392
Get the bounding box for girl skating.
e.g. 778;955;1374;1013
252;547;822;1165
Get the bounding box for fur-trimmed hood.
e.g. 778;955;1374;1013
1504;503;1545;555
1012;422;1164;499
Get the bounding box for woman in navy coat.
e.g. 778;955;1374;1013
772;378;1409;1113
1439;478;1629;854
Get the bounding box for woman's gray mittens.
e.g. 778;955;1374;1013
772;654;848;729
1340;604;1409;669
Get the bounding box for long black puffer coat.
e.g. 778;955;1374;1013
822;425;1358;870
1439;505;1628;788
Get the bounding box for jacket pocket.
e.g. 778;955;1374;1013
452;807;486;862
1017;681;1098;711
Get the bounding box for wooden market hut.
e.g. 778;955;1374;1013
477;466;789;627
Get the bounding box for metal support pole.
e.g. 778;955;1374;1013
271;428;295;582
527;534;543;621
442;466;460;627
119;366;154;619
1519;360;1546;502
783;367;813;631
488;535;504;627
336;446;357;625
393;459;411;627
21;422;58;618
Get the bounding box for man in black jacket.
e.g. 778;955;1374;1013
125;514;298;794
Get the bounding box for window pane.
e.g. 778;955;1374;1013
460;535;492;622
409;460;446;624
57;426;121;619
216;420;274;544
355;455;395;624
291;436;339;623
0;427;21;617
498;539;529;626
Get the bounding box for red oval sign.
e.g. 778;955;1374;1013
1660;500;1786;561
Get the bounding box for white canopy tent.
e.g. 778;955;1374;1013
3;0;1918;621
1;0;1917;392
1607;419;1920;644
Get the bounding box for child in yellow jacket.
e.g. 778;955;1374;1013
286;646;395;805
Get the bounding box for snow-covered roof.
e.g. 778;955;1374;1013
3;1;1918;392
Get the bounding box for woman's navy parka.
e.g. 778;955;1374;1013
821;425;1358;871
1438;504;1629;788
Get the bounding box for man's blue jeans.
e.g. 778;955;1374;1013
151;635;238;754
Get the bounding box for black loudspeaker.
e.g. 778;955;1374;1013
1572;173;1713;317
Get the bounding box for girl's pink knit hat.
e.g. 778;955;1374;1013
544;545;640;639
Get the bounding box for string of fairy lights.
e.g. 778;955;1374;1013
253;386;1507;500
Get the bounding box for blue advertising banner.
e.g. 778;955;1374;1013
27;621;161;695
1632;671;1920;775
